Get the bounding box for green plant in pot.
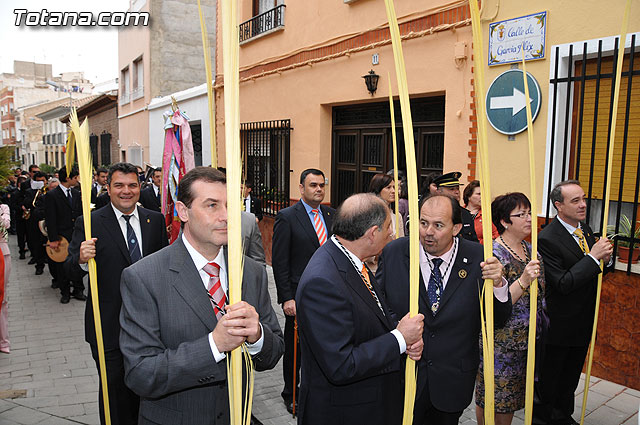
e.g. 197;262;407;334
607;214;640;264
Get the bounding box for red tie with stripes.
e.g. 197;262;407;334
312;208;327;245
203;262;226;319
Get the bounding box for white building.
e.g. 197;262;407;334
147;83;214;169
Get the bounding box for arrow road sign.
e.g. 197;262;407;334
489;87;532;117
485;69;541;135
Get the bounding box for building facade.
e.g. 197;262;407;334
0;88;16;146
118;0;216;167
148;83;213;169
60;92;119;168
215;0;474;209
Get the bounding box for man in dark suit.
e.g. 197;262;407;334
15;174;29;259
91;167;109;204
22;172;48;275
119;167;284;424
296;193;424;425
432;172;479;243
376;194;512;425
241;211;266;266
139;167;161;212
242;182;263;221
45;167;85;304
533;180;613;425
272;168;335;412
66;162;168;425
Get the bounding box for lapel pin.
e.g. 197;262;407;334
147;218;150;223
463;257;468;263
459;269;468;279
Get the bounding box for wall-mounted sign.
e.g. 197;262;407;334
485;69;541;135
488;11;547;66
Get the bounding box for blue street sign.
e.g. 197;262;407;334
485;69;541;135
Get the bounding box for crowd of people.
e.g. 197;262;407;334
0;162;613;425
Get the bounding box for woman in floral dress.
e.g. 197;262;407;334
475;192;546;425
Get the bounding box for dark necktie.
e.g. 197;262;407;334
66;189;72;206
427;258;443;315
122;215;142;263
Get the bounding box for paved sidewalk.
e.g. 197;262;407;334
0;235;638;425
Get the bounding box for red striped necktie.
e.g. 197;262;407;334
203;262;226;319
312;208;327;245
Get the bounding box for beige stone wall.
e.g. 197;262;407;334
149;0;216;99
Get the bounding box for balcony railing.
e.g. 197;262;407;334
239;4;285;43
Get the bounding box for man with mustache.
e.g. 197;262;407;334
376;194;512;425
533;180;613;425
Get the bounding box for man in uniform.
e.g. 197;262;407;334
433;172;479;243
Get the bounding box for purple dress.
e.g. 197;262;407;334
475;241;546;413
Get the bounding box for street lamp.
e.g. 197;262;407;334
362;69;379;95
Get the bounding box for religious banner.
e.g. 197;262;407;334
488;11;547;66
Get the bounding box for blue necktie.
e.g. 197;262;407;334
123;215;142;263
427;258;443;315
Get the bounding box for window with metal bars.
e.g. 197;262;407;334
546;35;640;274
241;119;291;216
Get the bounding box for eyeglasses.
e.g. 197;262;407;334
510;211;532;219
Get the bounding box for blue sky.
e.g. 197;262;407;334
0;0;130;84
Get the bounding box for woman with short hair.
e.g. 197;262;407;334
475;192;546;425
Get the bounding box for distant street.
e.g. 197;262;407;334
0;235;637;425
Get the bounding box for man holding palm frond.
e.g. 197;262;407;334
119;167;283;424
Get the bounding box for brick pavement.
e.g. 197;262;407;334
0;235;638;425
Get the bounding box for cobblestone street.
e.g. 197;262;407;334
0;235;637;425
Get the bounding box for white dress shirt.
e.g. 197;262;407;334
244;194;251;213
111;204;143;250
60;184;73;200
419;239;509;302
330;235;407;354
181;234;264;362
79;205;143;271
556;216;600;265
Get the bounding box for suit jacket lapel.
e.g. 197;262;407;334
138;207;151;256
328;243;391;330
321;205;334;234
294;201;320;248
403;248;430;309
552;219;585;261
170;238;217;330
438;247;467;313
56;187;72;210
100;205;131;264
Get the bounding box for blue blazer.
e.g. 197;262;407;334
376;236;512;413
296;240;403;425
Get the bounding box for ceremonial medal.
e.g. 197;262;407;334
431;302;439;313
458;269;467;279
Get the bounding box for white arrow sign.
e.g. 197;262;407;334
489;87;532;117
